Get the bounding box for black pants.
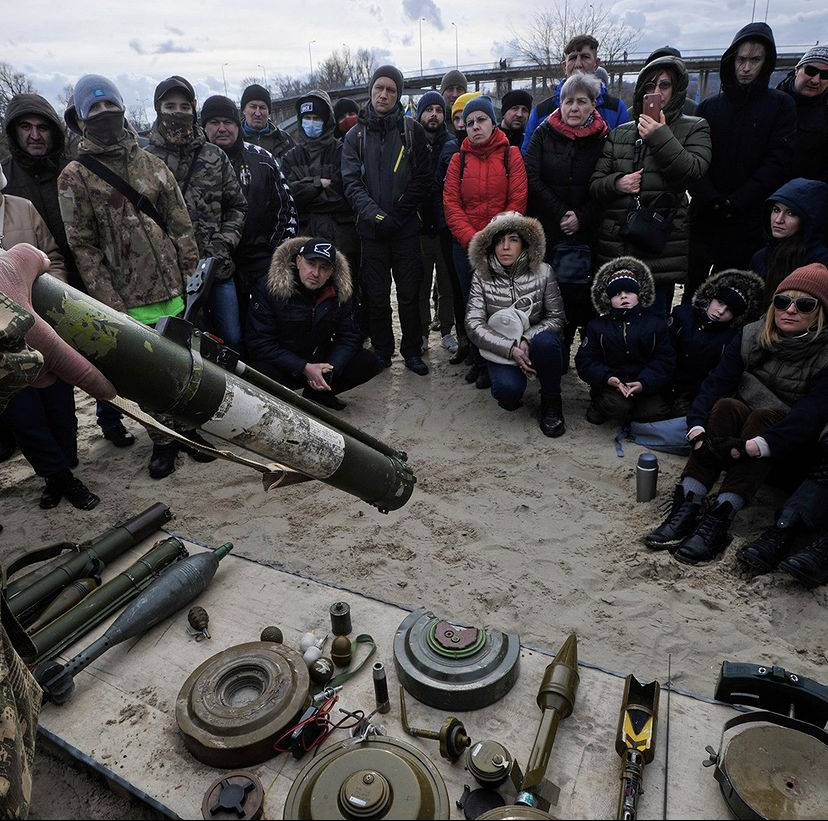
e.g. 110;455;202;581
270;349;382;396
359;235;424;360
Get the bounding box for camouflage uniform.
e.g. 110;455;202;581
0;293;43;821
145;124;247;283
57;130;199;312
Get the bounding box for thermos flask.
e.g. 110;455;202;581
636;452;659;502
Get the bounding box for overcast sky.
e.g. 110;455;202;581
4;0;825;119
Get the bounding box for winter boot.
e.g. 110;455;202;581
736;524;798;573
539;393;565;438
644;485;702;551
450;336;470;365
777;535;828;587
674;500;734;564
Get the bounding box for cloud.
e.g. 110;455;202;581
402;0;445;31
368;4;382;20
129;39;146;55
166;25;184;36
623;11;646;30
154;40;195;54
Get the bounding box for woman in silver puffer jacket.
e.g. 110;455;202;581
465;211;567;437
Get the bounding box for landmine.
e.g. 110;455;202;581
37;535;742;820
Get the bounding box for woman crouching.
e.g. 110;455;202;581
465;211;567;437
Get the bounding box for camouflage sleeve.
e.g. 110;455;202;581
207;154;248;281
0;293;44;414
157;165;200;284
57;164;127;311
270;157;298;248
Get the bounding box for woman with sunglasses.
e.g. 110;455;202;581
645;263;828;565
589;55;711;316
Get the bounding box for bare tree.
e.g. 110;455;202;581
0;62;36;121
58;83;75;111
351;48;377;87
127;103;151;133
316;52;350;90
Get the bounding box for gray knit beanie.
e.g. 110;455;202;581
796;45;828;69
72;75;124;120
440;69;468;94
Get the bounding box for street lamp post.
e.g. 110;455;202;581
419;17;426;77
221;62;229;96
308;40;316;77
451;21;458;69
257;64;268;90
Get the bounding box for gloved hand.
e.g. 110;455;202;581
0;244;116;399
373;214;399;240
709;435;748;463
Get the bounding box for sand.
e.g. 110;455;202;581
2;329;827;818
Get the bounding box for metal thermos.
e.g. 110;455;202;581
636;453;659;502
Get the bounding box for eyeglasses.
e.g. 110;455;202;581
773;294;819;313
643;80;672;92
802;64;828;80
465;116;490;128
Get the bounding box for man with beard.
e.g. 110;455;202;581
499;89;533;147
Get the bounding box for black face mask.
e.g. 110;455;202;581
159;112;194;145
83;111;124;145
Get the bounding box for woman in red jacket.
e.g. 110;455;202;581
443;96;528;385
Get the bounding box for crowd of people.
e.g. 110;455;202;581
1;23;828;587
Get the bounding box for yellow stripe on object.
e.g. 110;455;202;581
393;146;404;173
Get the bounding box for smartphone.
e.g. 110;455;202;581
643;93;662;121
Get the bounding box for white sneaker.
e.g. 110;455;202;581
441;333;459;354
421;335;429;354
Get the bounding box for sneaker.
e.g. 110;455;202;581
102;423;136;448
180;430;218;463
63;478;100;511
440;333;459;354
644;486;701;550
149;443;179;479
674;501;734;565
404;356;429;376
737;525;797;573
585;404;605;425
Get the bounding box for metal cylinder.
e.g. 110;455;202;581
329;601;352;636
636;453;659;503
373;661;391;714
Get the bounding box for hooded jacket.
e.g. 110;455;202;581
2;94;78;281
443;127;529;248
146;122;247;281
241;118;295;162
465;212;565;361
589;56;711;284
669;268;764;402
575;256;675;392
245;236;361;381
0;192;67;280
689;23;796;244
280;90;355;248
749;177;828;304
57;129;199;312
777;70;828;183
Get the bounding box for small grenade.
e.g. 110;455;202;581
309;656;334;686
187;606;210;640
331;635;352;668
260;625;283;643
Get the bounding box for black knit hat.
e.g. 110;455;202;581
297;95;331;123
241;84;271;113
713;285;747;317
200;95;241;126
370;65;404;100
154;76;195;112
416;90;446;121
333;97;359;120
500;89;533;115
606;274;640;298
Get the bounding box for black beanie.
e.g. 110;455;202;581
714;285;747;317
154;76;195;112
200;95;241;126
606;274;641;298
241;84;271;113
416;90;446;120
297;95;331;123
370;65;404;100
333;97;359;120
500;89;533;115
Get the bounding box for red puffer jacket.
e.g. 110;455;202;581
443;127;528;249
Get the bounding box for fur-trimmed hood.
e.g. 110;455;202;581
591;255;655;314
467;212;546;279
692;268;765;328
265;236;353;303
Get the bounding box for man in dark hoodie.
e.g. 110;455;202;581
341;64;432;375
686;22;796;301
201;94;297;329
239;84;295;162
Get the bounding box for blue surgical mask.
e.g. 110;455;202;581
302;119;323;138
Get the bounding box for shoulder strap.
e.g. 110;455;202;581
76;154;168;234
458;145;510;182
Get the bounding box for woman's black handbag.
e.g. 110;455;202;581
620;191;675;254
551;242;593;285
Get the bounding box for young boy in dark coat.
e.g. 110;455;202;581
575;256;675;424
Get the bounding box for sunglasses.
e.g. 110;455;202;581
773;294;819;313
643;81;672;92
802;64;828;80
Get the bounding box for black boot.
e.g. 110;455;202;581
450;336;470;365
40;470;72;509
464;362;480;383
674;500;734;565
737;524;798;573
644;485;702;550
179;429;218;463
777;535;828;587
149;443;179;479
539;393;565;438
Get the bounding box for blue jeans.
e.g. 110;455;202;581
207;279;242;350
487;331;563;408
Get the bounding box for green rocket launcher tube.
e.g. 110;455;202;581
31;276;415;513
28;536;188;665
6;502;172;616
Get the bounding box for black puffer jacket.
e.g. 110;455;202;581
669;268;764;402
689;23;796;253
245;236;360;381
590;56;711;284
777;70;828;183
575;256;675;392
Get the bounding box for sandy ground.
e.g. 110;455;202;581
2;321;827;818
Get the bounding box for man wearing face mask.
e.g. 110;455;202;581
280;90;361;314
58;74;214;480
145;76;247;351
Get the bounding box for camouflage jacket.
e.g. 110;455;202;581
57;131;199;312
146;124;247;282
0;293;43;821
